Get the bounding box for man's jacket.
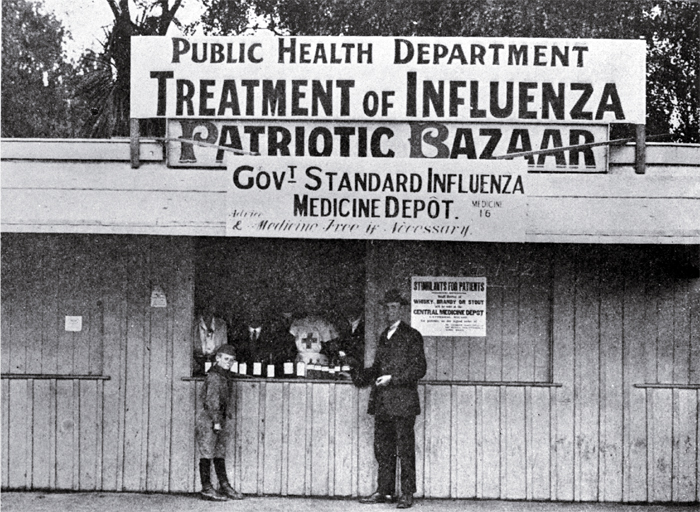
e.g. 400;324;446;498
354;321;427;416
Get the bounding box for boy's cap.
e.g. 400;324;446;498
215;344;236;356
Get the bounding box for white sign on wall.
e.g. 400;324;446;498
132;36;646;124
226;156;527;242
150;286;168;308
411;276;487;337
65;316;83;332
167;119;609;172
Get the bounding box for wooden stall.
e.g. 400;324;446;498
1;136;699;502
3;29;699;504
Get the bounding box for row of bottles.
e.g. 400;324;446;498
204;360;352;380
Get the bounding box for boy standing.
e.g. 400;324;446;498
195;344;244;501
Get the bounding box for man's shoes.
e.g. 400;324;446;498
220;482;244;500
360;491;395;504
200;485;227;501
396;493;414;509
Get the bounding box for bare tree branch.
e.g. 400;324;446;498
160;0;184;35
105;0;120;19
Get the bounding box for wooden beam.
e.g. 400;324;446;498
0;374;110;380
635;124;646;174
130;119;141;169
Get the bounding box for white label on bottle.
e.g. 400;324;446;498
296;362;306;377
284;362;294;375
231;361;239;373
253;362;262;375
267;364;275;378
239;362;247;375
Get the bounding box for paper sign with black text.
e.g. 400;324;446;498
132;36;645;124
168;120;608;172
226;156;527;242
411;276;487;336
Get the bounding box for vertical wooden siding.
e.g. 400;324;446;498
366;241;554;383
1;233;196;492
364;241;698;502
1;235;698;502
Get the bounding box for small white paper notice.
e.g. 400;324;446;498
65;316;82;332
150;286;167;308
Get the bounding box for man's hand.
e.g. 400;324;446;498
375;375;392;387
213;423;222;432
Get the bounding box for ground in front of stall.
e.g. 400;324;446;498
1;492;698;512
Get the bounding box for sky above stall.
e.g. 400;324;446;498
42;0;205;60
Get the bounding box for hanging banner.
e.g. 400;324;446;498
167;119;609;172
226;156;527;242
411;276;487;337
132;36;646;124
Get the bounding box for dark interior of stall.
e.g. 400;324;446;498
193;237;367;376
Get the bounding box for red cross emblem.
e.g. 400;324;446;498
302;333;317;349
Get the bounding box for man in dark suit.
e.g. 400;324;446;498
351;289;426;509
322;298;365;370
233;305;297;377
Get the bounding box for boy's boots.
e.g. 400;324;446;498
199;459;227;501
214;458;244;500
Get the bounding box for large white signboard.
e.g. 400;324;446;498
167;119;609;172
226;157;527;242
411;276;487;336
132;36;646;124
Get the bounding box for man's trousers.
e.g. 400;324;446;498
373;414;417;496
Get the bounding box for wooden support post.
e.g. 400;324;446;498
634;124;646;175
130;118;141;169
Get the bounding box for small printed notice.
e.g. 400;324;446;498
65;316;83;332
411;276;486;337
150;286;167;308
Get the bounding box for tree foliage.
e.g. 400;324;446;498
1;0;83;137
77;0;184;137
197;0;699;142
3;0;697;141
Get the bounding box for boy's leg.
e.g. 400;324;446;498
199;458;227;501
213;458;243;500
199;458;212;489
196;414;228;501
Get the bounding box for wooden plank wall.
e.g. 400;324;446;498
1;233;196;492
1;234;699;502
365;240;554;383
365;241;699;502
